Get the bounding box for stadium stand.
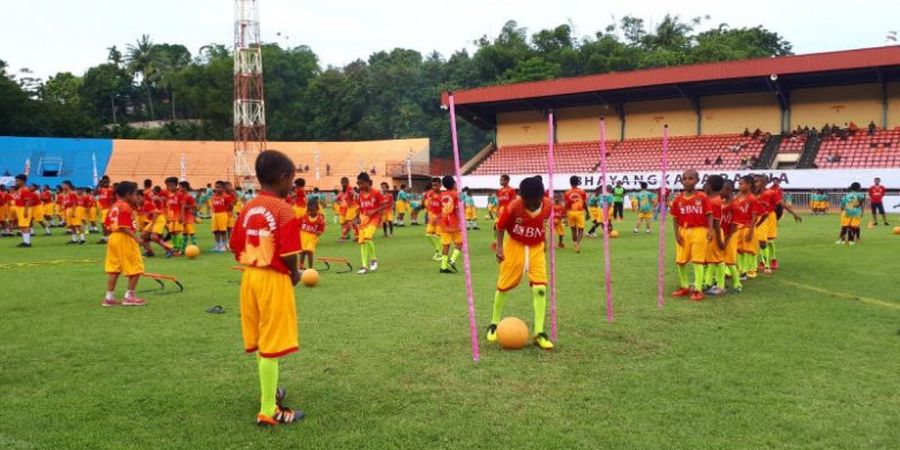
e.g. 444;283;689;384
470;134;766;175
778;134;807;153
814;128;900;169
0;137;112;187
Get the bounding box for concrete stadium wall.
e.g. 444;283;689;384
701;93;781;134
0;136;112;187
623;98;696;138
791;84;882;129
889;82;900;129
554;105;622;142
496;110;547;146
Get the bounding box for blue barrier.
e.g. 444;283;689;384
0;137;112;188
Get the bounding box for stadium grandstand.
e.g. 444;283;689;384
0;137;429;190
443;46;900;180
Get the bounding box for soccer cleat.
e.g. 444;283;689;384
486;324;498;342
257;406;304;427
758;261;765;270
771;259;779;270
690;291;705;302
101;299;121;307
645;229;651;234
78;240;86;245
705;287;723;296
165;250;175;258
357;268;369;275
739;274;749;281
763;267;773;275
834;240;844;245
633;229;638;234
439;268;453;274
66;241;78;245
848;241;856;246
122;297;146;307
17;243;32;248
448;261;458;273
533;332;554;350
728;286;743;294
556;242;565;249
369;260;378;271
143;251;155;257
670;287;691;297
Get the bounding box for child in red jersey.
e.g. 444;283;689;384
553;193;566;249
299;199;326;269
486;176;554;350
11;175;36;247
103;181;145;307
702;175;727;296
438;176;463;274
140;188;175;258
210;181;230;252
179;181;198;250
379;182;395;237
97;176;115;243
292;178;307;219
355;172;387;274
670;169;713;301
416;177;444;259
229;150;304;426
563;176;588;253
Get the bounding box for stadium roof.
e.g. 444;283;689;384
441;46;900;129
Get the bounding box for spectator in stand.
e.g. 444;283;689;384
867;121;877;136
704;157;712;165
304;165;310;172
749;156;758;167
868;177;889;226
714;155;723;165
743;128;751;137
822;123;831;135
752;128;762;139
848;122;859;136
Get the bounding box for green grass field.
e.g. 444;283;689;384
1;211;899;449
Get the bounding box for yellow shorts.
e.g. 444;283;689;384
566;210;585;229
30;204;42;220
227;213;236;229
293;206;307;219
382;210;394;223
144;215;167;236
497;238;547;291
426;222;441;236
764;213;778;240
396;200;408;214
212;212;228;232
465;206;477;221
182;222;196;235
589;207;601;222
67;207;83;227
441;230;463;246
0;205;7;222
100;208;110;224
343;206;358;223
840;213;861;228
13;206;32;228
240;267;298;358
104;232;144;276
300;231;319;253
89;207;98;222
705;229;725;264
168;221;184;234
638;211;652;220
358;223;377;243
676;227;709;265
733;226;757;255
724;231;739;265
553;221;565;236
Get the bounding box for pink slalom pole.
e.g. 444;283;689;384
657;125;669;309
448;93;480;362
599;119;614;323
547;111;558;340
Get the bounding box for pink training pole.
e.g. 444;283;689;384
657;125;669;309
448;94;480;362
599;118;614;323
547;111;558;340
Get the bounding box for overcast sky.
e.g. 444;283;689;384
3;0;899;80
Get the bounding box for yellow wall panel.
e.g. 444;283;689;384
496;110;548;146
624;98;696;138
888;82;900;129
701;92;781;134
554;105;622;142
791;84;882;129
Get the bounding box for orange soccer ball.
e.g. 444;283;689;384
497;317;529;350
609;229;620;238
893;226;900;235
184;245;200;258
301;269;319;287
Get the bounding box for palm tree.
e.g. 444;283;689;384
126;34;158;119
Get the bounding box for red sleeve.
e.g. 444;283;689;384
276;208;302;257
670;198;681;219
496;203;514;231
119;208;134;230
701;195;712;215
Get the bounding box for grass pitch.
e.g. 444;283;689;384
1;212;898;449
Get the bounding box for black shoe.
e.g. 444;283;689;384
448;261;459;273
439;268;453;274
96;239;107;244
143;251;155;257
78;240;86;245
66;241;78;245
17;242;31;248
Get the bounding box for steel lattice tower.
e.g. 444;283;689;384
233;0;266;184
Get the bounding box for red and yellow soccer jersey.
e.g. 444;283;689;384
229;192;301;275
563;188;587;211
40;190;53;205
709;196;723;223
342;186;358;208
223;192;236;213
757;189;777;214
721;199;734;235
380;191;394;210
292;187;306;208
729;193;759;226
181;194;196;223
97;187;115;209
440;190;461;232
62;191;78;209
141;198;160;218
299;213;326;235
105;200;136;232
424;189;443;216
153;190;167;211
55;192;65;207
165;190;182;220
670;192;712;228
869;185;885;203
496;197;552;246
552;203;565;225
496;186;516;210
78;193;94;209
358;190;384;223
12;187;35;207
211;194;228;213
0;191;7;207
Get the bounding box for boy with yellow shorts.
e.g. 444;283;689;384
355;173;388;274
670;169;713;302
299;200;326;269
701;176;728;296
836;183;865;245
102;181;145;307
210;181;230;252
437;176;463;274
380;182;395;237
230;150;304;426
486;176;554;350
563;176;588;253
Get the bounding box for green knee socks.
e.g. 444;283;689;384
491;290;507;324
532;285;547;334
257;356;279;416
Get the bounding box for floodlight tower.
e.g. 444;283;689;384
233;0;266;185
